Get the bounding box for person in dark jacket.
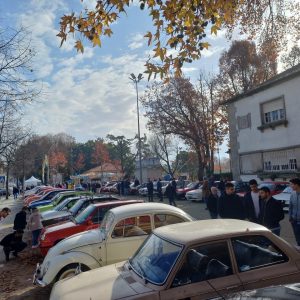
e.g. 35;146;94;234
166;182;176;206
244;179;261;223
207;187;219;219
258;186;284;236
13;207;27;231
218;182;245;220
147;178;154;202
0;230;27;261
157;178;163;202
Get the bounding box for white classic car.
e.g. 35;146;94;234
50;219;300;300
33;202;194;287
186;186;203;201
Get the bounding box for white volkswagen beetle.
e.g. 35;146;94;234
33;202;194;287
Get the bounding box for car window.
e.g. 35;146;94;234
75;205;95;224
112;215;151;238
154;214;186;228
91;206;112;224
232;235;288;272
66;199;77;209
172;242;232;287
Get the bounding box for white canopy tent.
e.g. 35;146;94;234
25;176;42;187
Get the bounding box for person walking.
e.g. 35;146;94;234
202;180;210;207
258;186;284;236
244;179;261;223
218;182;245;220
0;207;11;224
166;182;177;206
13;186;19;200
27;207;43;248
13;207;27;232
147;178;154;202
207;187;219;219
0;230;27;261
289;178;300;245
157;178;163;202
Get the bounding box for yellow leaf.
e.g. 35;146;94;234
202;42;210;49
211;25;220;35
144;31;153;46
75;40;84;53
104;28;113;37
92;35;101;47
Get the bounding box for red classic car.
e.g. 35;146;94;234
258;181;289;196
39;199;143;256
176;182;201;199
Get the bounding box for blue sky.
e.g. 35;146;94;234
1;0;231;155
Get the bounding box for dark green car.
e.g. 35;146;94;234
38;191;93;212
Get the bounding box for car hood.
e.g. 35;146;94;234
46;229;103;259
50;262;153;300
186;189;201;195
41;210;71;221
273;193;291;201
44;220;77;235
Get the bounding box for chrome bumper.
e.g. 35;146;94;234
33;263;47;287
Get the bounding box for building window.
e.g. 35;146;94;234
263;151;297;172
258;97;288;131
264;109;284;124
289;159;297;170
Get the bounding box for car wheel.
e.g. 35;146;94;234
56;263;90;281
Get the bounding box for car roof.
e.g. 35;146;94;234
92;199;143;208
154;219;268;245
108;202;193;220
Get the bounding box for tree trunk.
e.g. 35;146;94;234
6;163;9;200
196;149;204;181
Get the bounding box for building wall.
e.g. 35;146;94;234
228;74;300;179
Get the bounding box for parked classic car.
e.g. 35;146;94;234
258;181;289;196
39;199;143;256
40;194;120;227
273;186;292;211
186;186;203;201
176;181;201;199
34;202;194;287
37;191;93;212
50;219;300;300
27;189;68;208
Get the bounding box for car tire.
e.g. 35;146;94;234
56;263;90;281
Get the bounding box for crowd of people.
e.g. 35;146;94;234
205;178;300;244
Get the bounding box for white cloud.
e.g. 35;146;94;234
128;33;145;50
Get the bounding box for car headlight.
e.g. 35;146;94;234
43;261;50;275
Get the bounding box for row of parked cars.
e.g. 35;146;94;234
22;183;300;299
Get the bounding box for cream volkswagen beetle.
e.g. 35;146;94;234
50;219;300;300
33;202;194;286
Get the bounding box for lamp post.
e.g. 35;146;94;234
129;73;143;184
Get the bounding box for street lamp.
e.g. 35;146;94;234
129;73;143;184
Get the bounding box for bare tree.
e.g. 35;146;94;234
142;77;227;180
281;45;300;70
148;133;180;177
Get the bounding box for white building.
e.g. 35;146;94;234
135;157;162;183
224;64;300;180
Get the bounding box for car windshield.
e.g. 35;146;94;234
50;193;61;205
186;182;197;189
129;234;183;285
55;198;71;211
69;199;84;215
99;211;115;237
74;205;95;224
